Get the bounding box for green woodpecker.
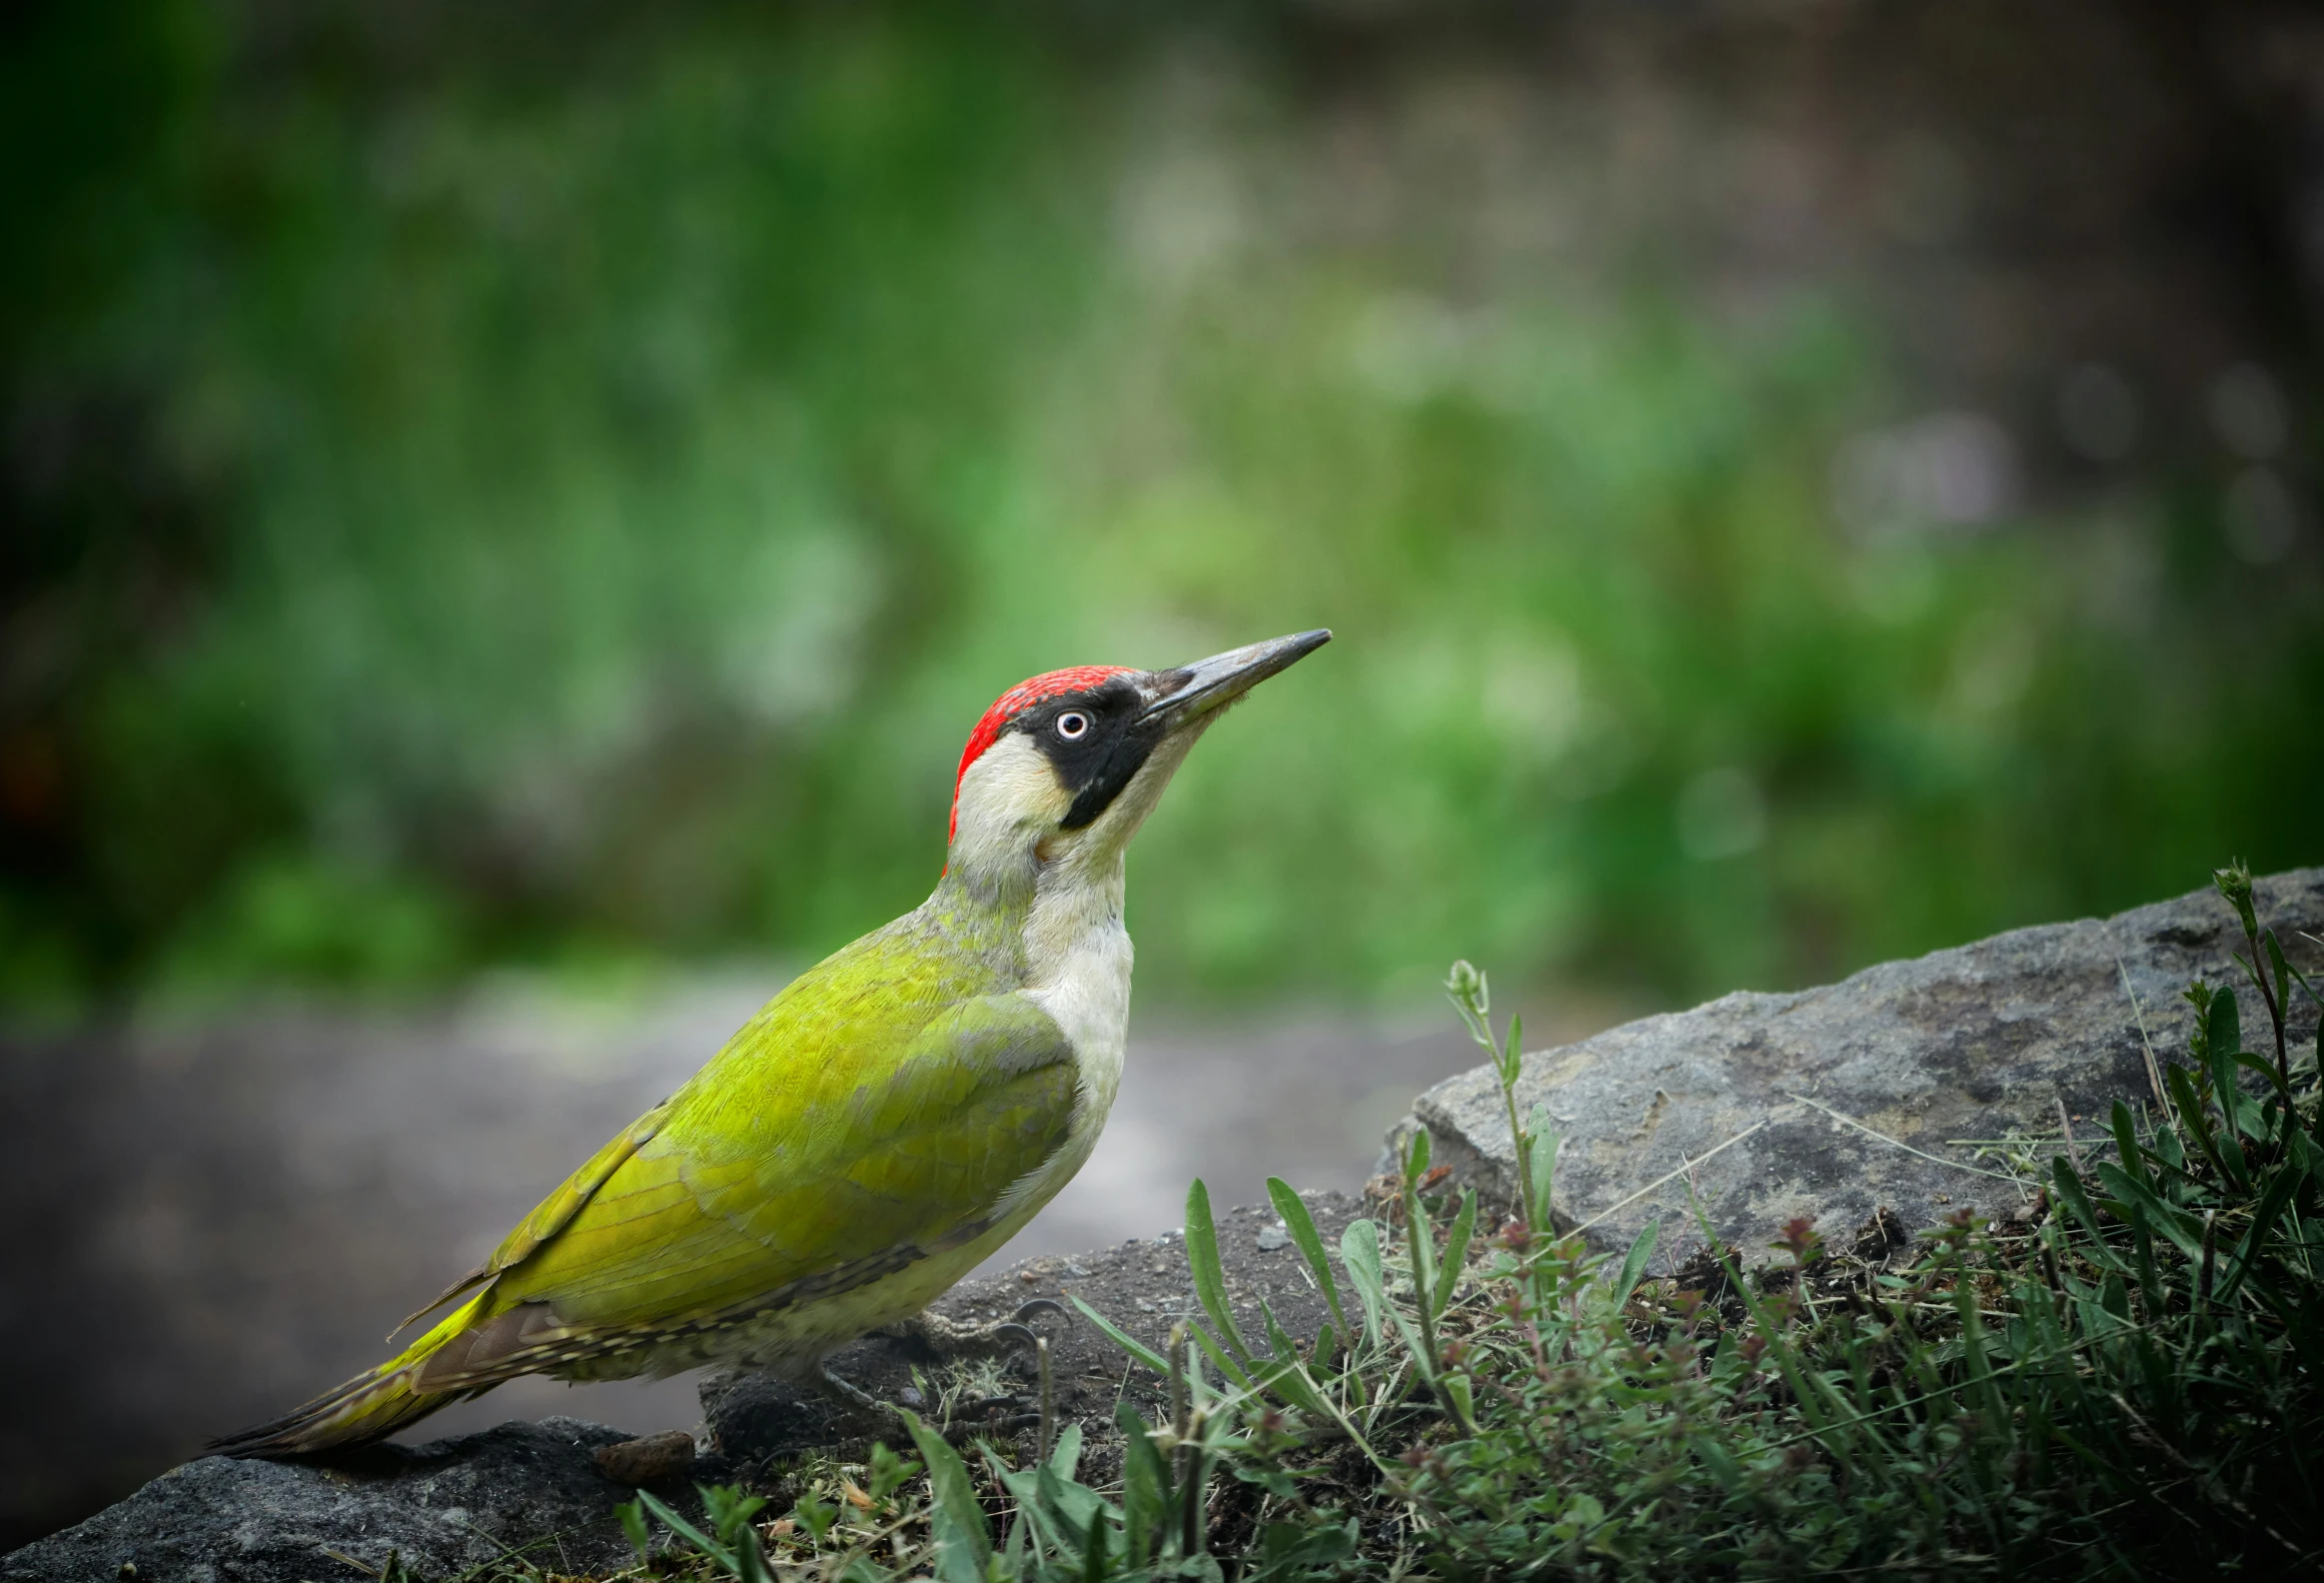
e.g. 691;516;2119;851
214;629;1330;1456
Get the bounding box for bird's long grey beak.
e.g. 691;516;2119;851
1138;630;1332;729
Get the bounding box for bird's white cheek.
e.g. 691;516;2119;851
951;736;1070;874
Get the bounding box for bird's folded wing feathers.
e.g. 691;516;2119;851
453;984;1081;1349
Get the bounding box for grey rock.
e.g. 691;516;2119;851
6;1194;1369;1578
1390;868;2324;1263
1;1418;645;1583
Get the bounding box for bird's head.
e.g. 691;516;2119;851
945;629;1331;892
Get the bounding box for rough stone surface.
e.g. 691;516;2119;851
1392;868;2324;1263
6;1197;1365;1581
0;1419;648;1583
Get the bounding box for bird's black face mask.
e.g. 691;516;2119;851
1016;676;1165;831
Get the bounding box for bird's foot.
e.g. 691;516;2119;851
812;1362;910;1429
813;1301;1066;1432
883;1298;1069;1361
812;1358;1040;1442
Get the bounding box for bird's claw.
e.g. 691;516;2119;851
979;1299;1069;1356
814;1363;907;1427
1012;1296;1069;1327
985;1321;1040;1353
880;1294;1071;1360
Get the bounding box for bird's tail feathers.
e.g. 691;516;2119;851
208;1295;489;1458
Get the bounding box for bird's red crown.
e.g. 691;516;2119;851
950;665;1133;842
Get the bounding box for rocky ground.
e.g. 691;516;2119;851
8;867;2319;1582
2;1420;647;1583
1395;867;2324;1260
4;1196;1366;1583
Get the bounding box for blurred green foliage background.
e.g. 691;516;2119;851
4;0;2320;1012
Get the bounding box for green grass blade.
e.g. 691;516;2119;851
2166;1063;2228;1178
2149;1119;2187;1176
2049;1157;2116;1262
2205;1040;2261;1164
903;1410;992;1583
1526;1106;1561;1229
1441;1370;1476;1433
1254;1304;1340;1420
2266;927;2293;1027
1341;1219;1386;1350
1113;1402;1169;1569
1613;1219;1661;1309
995;1462;1059;1556
1185;1179;1255;1363
2216;1160;2305;1302
1431;1187;1477;1320
2234;1050;2295;1106
1267;1177;1351;1342
1405;1180;1441;1325
614;1498;651;1564
2109;1102;2150;1191
2093;1161;2203;1259
1030;1459;1103;1558
631;1489;732;1573
1384;1294;1439;1388
1069;1295;1171;1377
2208;985;2243;1059
1185;1318;1259;1394
2126;1202;2165;1314
1082;1508;1111;1583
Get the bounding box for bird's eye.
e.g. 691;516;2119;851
1055;712;1089;741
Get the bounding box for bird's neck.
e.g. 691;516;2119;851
926;849;1129;991
926;850;1133;1076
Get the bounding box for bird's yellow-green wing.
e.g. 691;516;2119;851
414;946;1080;1384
